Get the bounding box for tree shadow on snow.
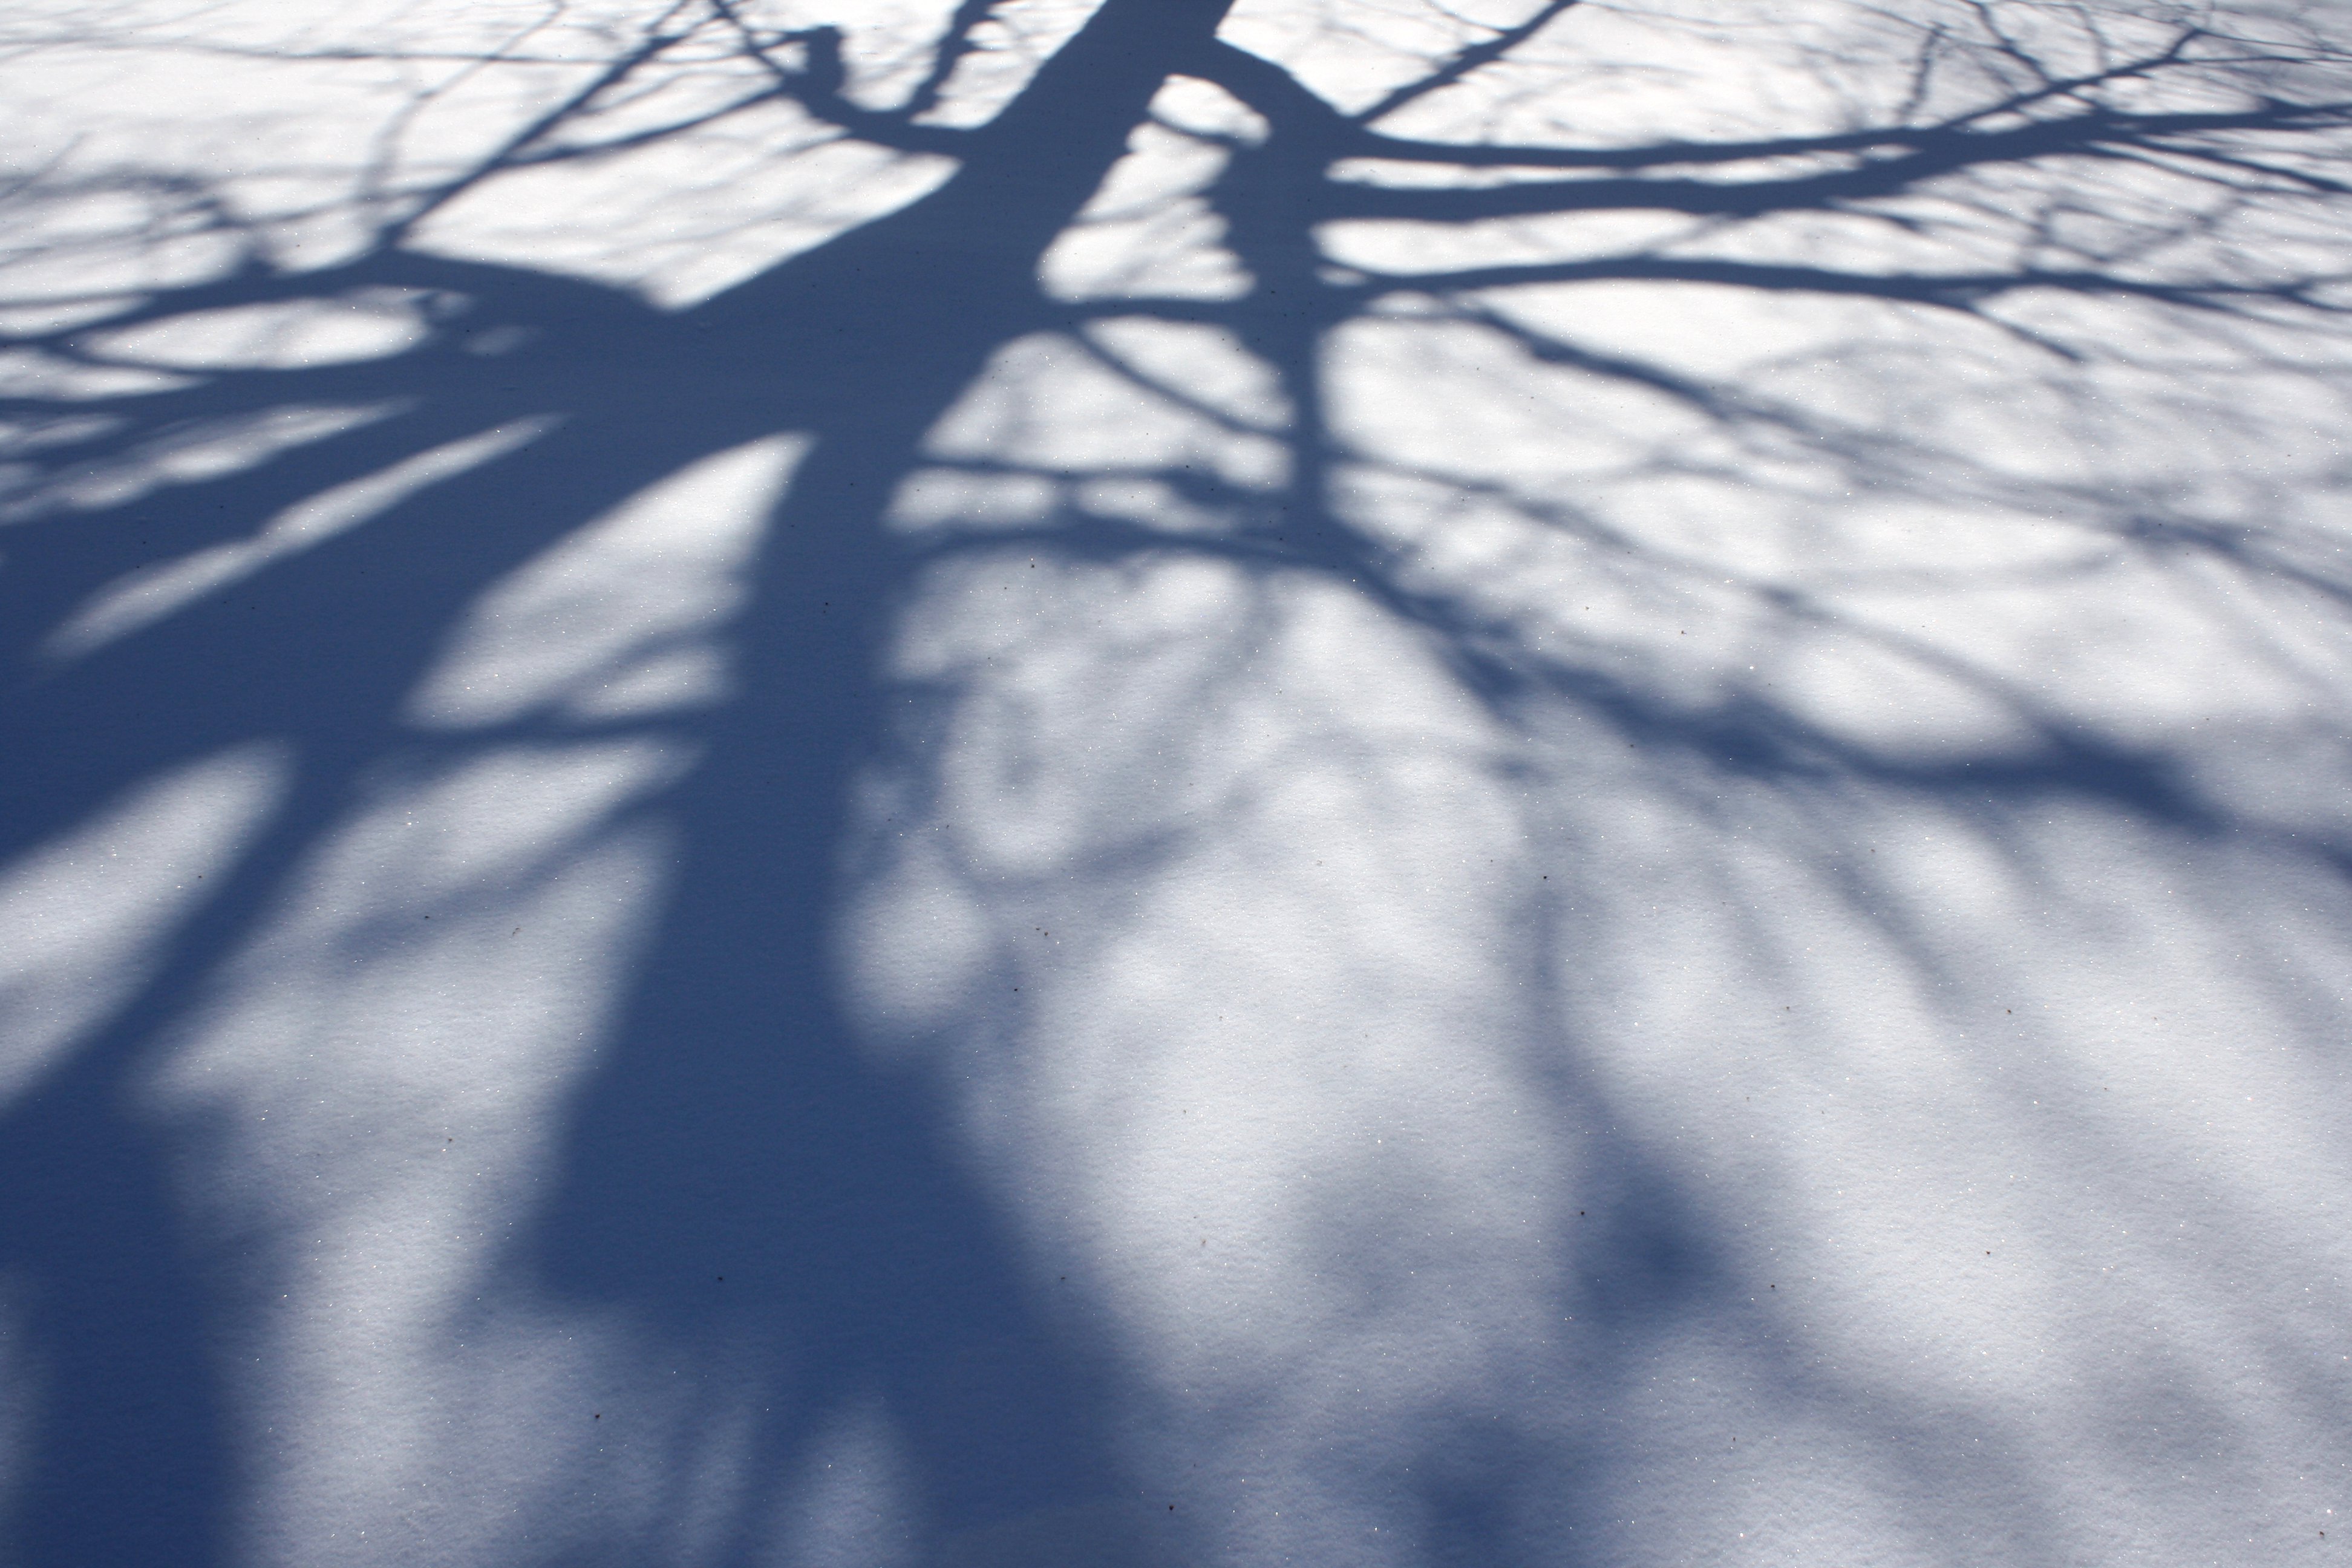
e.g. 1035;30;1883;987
1;1;2349;1564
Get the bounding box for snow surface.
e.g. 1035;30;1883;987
3;1;2352;1564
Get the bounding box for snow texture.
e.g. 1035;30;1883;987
2;1;2351;1564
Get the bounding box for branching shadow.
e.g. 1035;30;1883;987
2;1;2350;1563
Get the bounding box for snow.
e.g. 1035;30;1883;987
3;1;2351;1563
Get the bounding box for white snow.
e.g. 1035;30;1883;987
4;2;2351;1564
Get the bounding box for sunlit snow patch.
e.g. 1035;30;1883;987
403;434;806;728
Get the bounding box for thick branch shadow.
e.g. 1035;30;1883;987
1;1;2348;1564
